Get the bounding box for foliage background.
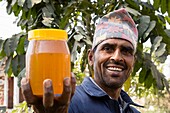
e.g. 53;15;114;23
0;0;170;112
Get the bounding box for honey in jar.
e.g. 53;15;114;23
26;29;70;96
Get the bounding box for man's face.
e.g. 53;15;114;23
88;38;135;89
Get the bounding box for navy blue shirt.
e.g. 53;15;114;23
69;77;142;113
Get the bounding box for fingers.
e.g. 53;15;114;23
21;77;38;104
43;79;54;108
56;77;72;105
71;73;76;97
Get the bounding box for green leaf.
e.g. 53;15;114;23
6;3;12;14
18;55;25;70
168;0;170;16
139;67;147;83
131;60;142;77
125;0;140;10
4;39;11;56
153;0;161;10
0;50;6;59
155;43;166;57
42;6;52;17
124;76;131;92
164;29;170;37
138;16;150;40
0;39;5;52
12;55;19;76
4;56;12;74
144;69;153;89
162;77;170;93
165;16;170;24
157;53;167;63
10;35;21;53
16;36;26;55
151;64;164;89
11;55;25;77
161;0;167;14
143;21;156;41
151;36;162;53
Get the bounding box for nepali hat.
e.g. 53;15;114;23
92;8;138;52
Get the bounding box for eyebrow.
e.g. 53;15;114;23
101;43;134;51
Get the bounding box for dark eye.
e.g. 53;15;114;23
122;47;133;56
103;46;114;52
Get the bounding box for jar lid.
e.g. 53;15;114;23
28;29;68;40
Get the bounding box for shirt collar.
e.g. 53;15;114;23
81;77;107;97
81;77;143;107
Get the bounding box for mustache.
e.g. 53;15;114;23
104;60;127;69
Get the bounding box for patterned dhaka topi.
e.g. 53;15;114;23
92;8;138;52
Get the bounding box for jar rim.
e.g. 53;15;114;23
28;29;68;40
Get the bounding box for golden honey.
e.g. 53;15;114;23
26;29;70;96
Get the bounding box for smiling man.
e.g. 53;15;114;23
21;8;142;113
69;8;142;113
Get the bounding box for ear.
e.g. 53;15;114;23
88;49;94;66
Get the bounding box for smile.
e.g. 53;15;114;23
107;67;123;72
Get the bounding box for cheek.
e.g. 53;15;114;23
126;57;135;70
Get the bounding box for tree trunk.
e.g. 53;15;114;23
8;77;13;108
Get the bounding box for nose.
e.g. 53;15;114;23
110;49;123;62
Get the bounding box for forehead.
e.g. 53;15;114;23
97;38;134;48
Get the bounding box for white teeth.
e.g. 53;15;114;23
108;67;122;71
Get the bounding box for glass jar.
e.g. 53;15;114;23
26;29;70;96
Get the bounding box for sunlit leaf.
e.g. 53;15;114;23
71;41;78;62
0;39;5;52
164;29;170;37
27;0;33;8
43;0;49;3
155;43;166;57
76;26;86;36
74;35;84;41
125;7;141;16
18;0;26;7
151;36;162;53
124;76;131;92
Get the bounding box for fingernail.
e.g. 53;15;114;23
21;78;27;85
65;78;70;86
44;79;52;88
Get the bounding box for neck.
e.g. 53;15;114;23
105;88;121;100
93;79;122;100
